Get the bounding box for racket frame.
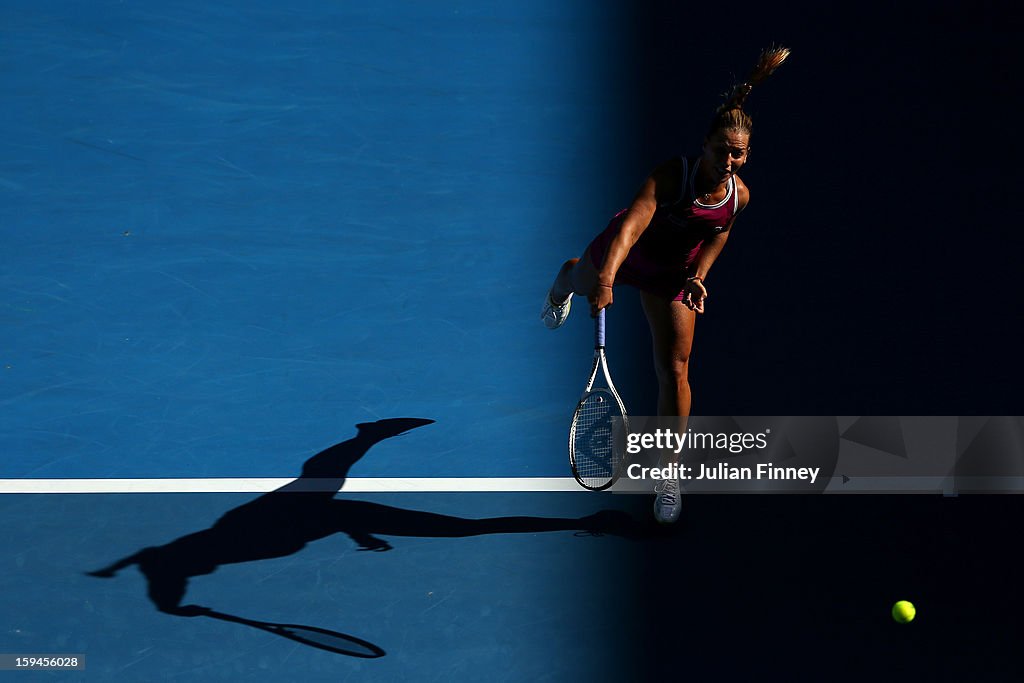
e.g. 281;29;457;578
569;309;629;490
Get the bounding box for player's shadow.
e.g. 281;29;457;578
87;418;644;657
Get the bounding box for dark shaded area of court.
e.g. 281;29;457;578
630;495;1024;680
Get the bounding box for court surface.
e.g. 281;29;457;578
0;3;661;679
3;1;1023;680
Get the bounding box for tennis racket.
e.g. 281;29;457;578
569;308;629;490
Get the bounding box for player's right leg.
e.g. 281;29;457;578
541;248;599;329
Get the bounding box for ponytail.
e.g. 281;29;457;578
708;46;790;138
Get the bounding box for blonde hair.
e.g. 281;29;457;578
707;46;790;138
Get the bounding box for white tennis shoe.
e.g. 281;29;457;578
653;478;682;524
541;292;572;329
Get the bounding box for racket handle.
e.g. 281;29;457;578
595;308;606;349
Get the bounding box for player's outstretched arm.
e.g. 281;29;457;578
589;160;682;314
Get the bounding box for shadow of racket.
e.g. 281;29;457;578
184;606;385;658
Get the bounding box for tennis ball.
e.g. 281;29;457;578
891;600;916;624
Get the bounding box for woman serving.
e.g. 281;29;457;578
542;47;790;521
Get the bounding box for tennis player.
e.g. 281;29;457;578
542;47;790;522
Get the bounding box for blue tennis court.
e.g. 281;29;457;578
3;0;1023;680
0;3;660;679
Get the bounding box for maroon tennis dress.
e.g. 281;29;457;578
587;156;741;301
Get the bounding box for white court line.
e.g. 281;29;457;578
2;477;994;494
0;478;586;494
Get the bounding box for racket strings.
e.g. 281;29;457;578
572;393;623;486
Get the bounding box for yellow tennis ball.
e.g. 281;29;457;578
892;600;916;623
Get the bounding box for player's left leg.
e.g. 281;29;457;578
640;292;695;418
640;292;695;523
